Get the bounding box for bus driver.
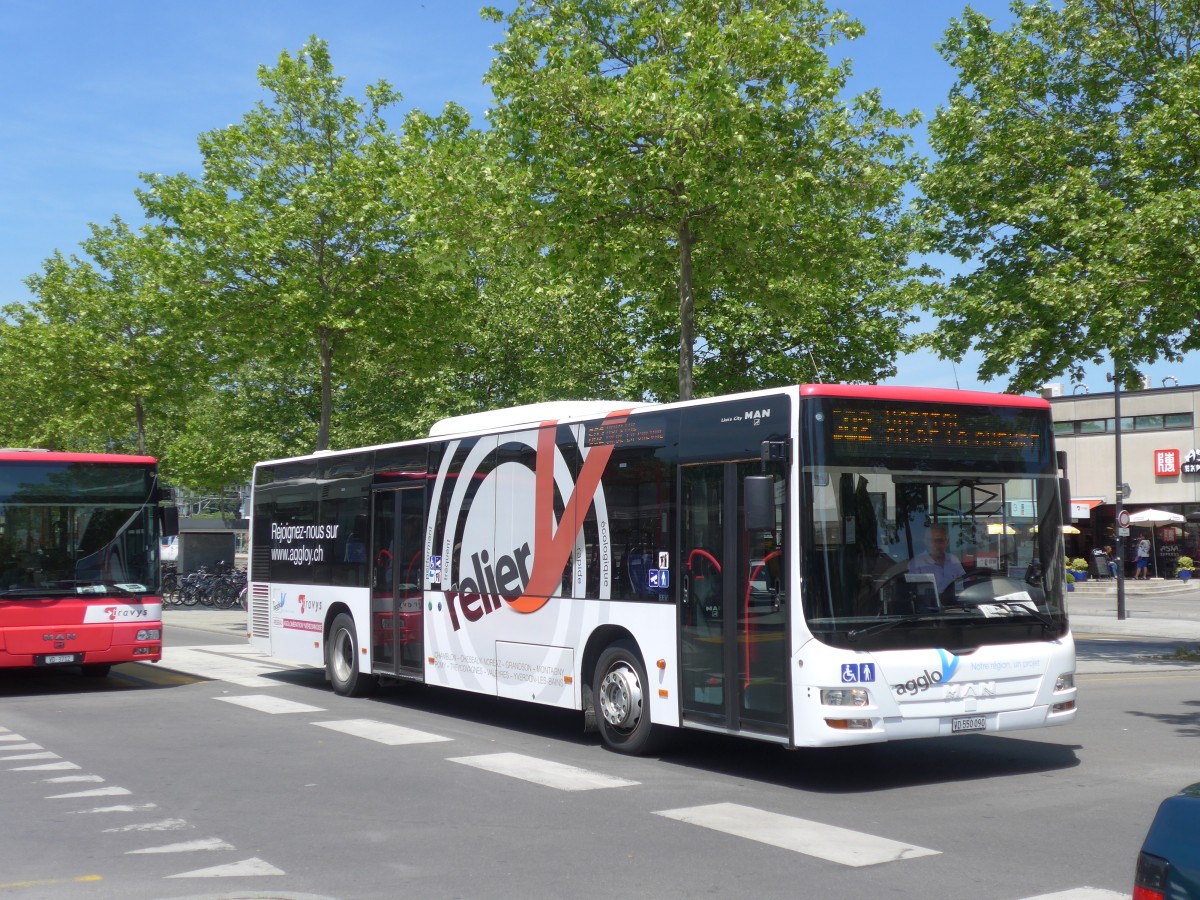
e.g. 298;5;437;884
909;523;966;596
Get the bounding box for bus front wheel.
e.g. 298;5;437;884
328;613;376;697
593;640;664;755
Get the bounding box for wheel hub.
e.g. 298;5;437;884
599;663;643;729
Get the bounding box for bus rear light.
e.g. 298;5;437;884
825;718;872;730
135;629;161;641
1133;851;1168;900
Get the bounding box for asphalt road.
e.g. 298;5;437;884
1;599;1197;899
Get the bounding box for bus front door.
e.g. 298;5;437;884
370;487;425;680
680;462;787;737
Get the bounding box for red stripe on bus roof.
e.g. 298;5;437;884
799;384;1049;409
0;451;157;464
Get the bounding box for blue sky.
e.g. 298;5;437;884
2;0;1195;396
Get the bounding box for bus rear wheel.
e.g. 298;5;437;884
327;613;376;697
593;640;664;755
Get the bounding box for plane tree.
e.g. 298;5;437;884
483;0;930;401
921;0;1200;390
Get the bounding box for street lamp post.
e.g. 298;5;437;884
1111;360;1127;620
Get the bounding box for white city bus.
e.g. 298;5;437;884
247;384;1076;754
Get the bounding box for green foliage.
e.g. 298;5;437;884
139;37;433;459
1;219;191;457
1070;557;1089;572
485;0;931;400
1176;556;1194;573
921;0;1200;391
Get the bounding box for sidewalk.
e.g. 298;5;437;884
163;606;249;638
1067;580;1200;641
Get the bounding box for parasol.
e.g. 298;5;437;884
1128;508;1186;577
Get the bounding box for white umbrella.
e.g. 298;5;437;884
1128;509;1186;577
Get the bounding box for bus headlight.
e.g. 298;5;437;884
136;629;161;642
1054;672;1074;692
821;688;869;707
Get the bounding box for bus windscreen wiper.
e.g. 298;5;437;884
847;613;944;641
979;600;1056;629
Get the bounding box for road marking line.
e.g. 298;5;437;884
9;761;80;771
47;786;132;799
102;818;190;833
42;775;104;783
128;837;234;854
1;751;59;761
217;694;325;714
1019;890;1128;899
0;743;43;751
69;804;158;814
449;753;640;791
654;802;940;867
313;719;452;745
166;857;284;878
0;733;29;741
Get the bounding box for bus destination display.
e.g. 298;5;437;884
584;415;666;448
827;404;1044;461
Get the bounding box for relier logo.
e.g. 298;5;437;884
440;412;624;632
893;649;960;696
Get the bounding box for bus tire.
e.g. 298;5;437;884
593;640;664;755
328;613;376;698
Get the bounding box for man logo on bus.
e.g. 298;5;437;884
441;413;625;632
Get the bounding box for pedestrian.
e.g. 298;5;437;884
1135;536;1151;579
1103;545;1118;579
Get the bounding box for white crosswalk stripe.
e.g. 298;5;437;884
449;752;639;791
217;694;325;714
313;718;452;745
655;802;940;867
165;857;284;878
1018;890;1128;899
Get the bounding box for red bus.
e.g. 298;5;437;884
0;450;163;677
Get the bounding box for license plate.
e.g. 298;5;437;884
952;715;987;733
39;654;82;665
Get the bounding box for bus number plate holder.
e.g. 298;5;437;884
38;654;83;666
952;715;987;734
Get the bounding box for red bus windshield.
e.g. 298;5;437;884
0;459;160;599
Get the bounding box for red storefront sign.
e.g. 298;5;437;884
1155;449;1180;476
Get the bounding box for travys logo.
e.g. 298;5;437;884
893;649;960;695
435;412;626;632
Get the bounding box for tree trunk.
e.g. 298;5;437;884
318;328;333;451
135;394;146;455
677;218;696;401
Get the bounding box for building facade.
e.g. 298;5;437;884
1047;381;1200;577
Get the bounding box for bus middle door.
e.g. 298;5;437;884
370;487;425;680
680;461;787;737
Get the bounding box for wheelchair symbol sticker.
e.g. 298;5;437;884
841;663;875;683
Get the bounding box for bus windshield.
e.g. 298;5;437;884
801;467;1067;649
0;461;159;598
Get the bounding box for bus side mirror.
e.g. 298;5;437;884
745;476;775;532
